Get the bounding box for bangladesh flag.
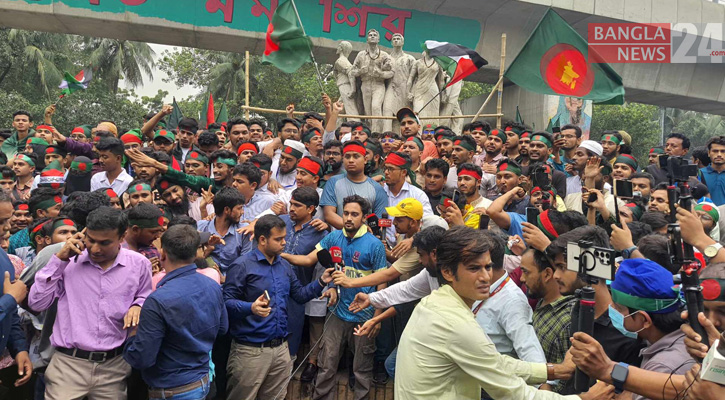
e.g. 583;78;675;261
423;41;487;87
262;0;312;73
217;102;229;124
59;67;92;97
166;97;183;131
504;8;624;104
200;93;215;129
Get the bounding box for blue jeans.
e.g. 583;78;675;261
149;378;211;400
384;347;397;379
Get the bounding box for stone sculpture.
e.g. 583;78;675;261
351;29;393;133
381;33;415;132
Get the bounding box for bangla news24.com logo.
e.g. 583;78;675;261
588;23;725;63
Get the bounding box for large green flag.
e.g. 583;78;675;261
504;8;624;104
262;1;312;73
217;102;229;124
515;106;524;124
167;97;183;131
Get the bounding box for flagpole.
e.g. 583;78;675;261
288;0;326;93
416;85;449;115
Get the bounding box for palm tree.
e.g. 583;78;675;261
207;52;247;104
7;29;71;98
85;38;155;93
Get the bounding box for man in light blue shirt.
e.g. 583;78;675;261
231;163;276;223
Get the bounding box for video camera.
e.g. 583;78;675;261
658;155;699;182
566;240;616;392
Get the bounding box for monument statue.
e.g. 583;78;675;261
441;74;463;133
407;51;444;126
351;29;393;133
381;33;415;132
334;41;360;121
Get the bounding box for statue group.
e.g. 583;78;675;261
334;29;464;133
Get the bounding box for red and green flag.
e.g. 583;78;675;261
59;67;93;97
200;93;215;129
217;102;229;124
504;8;624;104
423;41;488;87
262;0;313;73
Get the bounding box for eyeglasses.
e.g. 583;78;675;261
381;138;395;144
384;166;402;172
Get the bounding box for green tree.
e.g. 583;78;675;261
591;102;660;164
86;38;155;93
5;29;72;100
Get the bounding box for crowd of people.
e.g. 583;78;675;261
0;94;723;400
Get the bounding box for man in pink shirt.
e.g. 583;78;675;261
29;206;152;400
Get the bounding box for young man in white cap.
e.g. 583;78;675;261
272;139;305;190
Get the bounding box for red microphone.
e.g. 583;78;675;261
330;246;344;296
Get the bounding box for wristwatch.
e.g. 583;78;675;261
704;242;723;258
622;246;638;259
610;362;629;394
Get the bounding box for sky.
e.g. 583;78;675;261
122;43;198;103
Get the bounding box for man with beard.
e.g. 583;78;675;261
273;140;305;190
552;124;582;176
612;154;639;181
321;141;388;230
302;128;324;158
440;163;492;229
600;131;622;166
396;107;438;160
631;172;654;202
566;140;603;195
434;128;455;167
155;177;191;219
446;135;477;189
476;129;507;200
282;195;387;400
321;140;343;188
196;187;251;276
648;147;664;165
516;130;532;167
260;118;301;164
226;118;250;151
518;247;576;393
364;140;385;183
526;132;567;198
11;153;36;201
699;136;725;206
171;118;201;164
648;183;670;214
422;159;452;216
151;130;176;157
350;123;371;143
400;136;425;185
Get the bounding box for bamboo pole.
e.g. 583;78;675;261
496;33;506;128
245;51;250;119
240;105;501;119
469;76;503;123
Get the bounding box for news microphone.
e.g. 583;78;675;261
330;246;345;296
366;214;381;237
379;212;392;245
317;248;333;268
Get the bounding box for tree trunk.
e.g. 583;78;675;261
0;62;12;87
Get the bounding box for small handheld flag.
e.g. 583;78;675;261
59;67;93;98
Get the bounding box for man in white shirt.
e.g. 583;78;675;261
271;140;305;190
90;137;132;194
382;151;433;245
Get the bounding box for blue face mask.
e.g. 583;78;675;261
608;305;642;339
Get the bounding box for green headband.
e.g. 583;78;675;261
14;154;35;167
26;137;49;146
453;138;476;152
611;288;681;313
282;145;304;160
52;218;76;232
695;203;720;223
36;196;63;211
215;157;236;167
405;136;424;151
497;162;522;176
70;159;92;173
615;155;638;172
531;135;552;148
126;183;153;194
186;151;209;165
129;217;164;229
601;134;622;145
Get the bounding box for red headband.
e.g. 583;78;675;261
530;186;555;198
105;189;118;198
16;204;28;211
121;134;142;145
457;169;482;180
237;142;258;156
385;152;408;167
36;124;52;131
297;157;321;176
343;143;366;156
521;132;531;138
538;209;559;238
71;127;85;135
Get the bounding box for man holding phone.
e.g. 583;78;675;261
439;163;491;229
